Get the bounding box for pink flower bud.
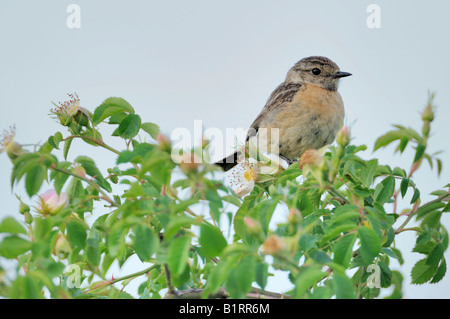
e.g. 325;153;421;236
36;190;69;215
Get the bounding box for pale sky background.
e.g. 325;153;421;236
1;0;450;298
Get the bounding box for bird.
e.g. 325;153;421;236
216;56;351;171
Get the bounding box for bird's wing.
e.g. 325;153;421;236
246;82;302;140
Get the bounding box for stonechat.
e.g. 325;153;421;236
216;56;351;171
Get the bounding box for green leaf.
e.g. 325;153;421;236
133;224;159;262
333;233;356;268
400;178;409;198
333;273;356;299
25;165;45;197
391;247;404;265
225;255;256;299
93;97;134;125
199;223;227;257
443;202;450;213
378;261;392;288
416;202;445;219
426;243;444;267
360;159;378;188
374;128;421;151
410;188;420;204
358;226;381;264
67;219;87;249
430;258;447;284
63;137;73;160
0;217;27;235
413;143;426;163
0;236;32;258
411;258;438;284
294;265;325;298
255;262;268;290
74;156;111;192
117;150;137;164
141;122;160;139
86;229;101;266
374;176;395;204
167;236;191;277
115;114;141;139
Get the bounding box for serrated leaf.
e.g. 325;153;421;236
141;122;160;139
116;150;137;164
391;247;404;265
410;188;420;204
411;258;438;284
374;176;395;204
93;97;134;125
416;202;445;219
430;258;447;284
360;159;378;188
0;236;32;258
116;114;141;139
199;223;227;257
67;219;87;249
358;226;381;264
374;129;419;152
413;143;426;163
74;156;111;192
255;262;268;290
167;236;191;277
426;243;444;267
333;234;356;268
0;217;27;235
225;255;256;299
133;224;159;262
400;178;409;198
25;165;45;197
333;273;356;299
63;138;73;160
378;261;392;288
294;265;325;298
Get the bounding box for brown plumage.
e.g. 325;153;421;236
216;56;351;171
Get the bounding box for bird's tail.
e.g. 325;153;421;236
215;151;240;172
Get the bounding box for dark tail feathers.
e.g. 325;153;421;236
215;151;240;172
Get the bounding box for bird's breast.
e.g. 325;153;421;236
260;84;345;159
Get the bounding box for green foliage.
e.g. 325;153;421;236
0;93;448;299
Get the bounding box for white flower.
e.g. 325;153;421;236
229;157;259;197
0;125;24;160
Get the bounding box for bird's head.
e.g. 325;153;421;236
285;56;351;91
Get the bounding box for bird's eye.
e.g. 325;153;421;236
311;68;321;75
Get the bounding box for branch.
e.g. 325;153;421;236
164;287;291;299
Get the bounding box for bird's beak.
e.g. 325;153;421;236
333;71;352;78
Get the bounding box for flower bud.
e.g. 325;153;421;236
19;201;30;215
179;152;200;175
336;126;351;147
288;208;301;224
299;149;323;170
53;234;72;257
244;217;262;236
23;212;33;224
422;104;435;122
262;235;287;256
36;190;69;216
156;133;171;152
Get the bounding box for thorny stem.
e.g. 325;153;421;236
49;164;118;207
395;192;450;234
83;264;158;294
63;135;120;155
